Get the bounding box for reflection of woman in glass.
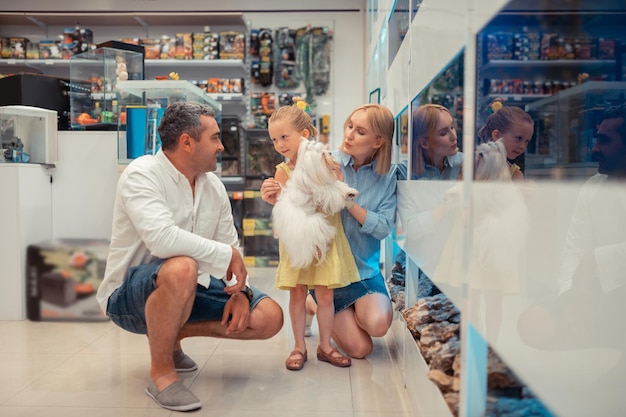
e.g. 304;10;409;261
411;104;463;180
478;98;534;181
396;104;465;302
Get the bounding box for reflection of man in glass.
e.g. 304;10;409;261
593;104;626;178
519;104;626;356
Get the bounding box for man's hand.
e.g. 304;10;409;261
224;247;247;295
221;292;251;335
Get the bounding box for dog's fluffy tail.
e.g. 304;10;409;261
273;202;336;269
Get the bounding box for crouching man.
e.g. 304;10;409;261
97;102;283;412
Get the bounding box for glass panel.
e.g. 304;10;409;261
409;50;464;180
394;106;409;164
473;1;626;416
476;1;626;180
70;47;143;131
411;0;422;21
388;0;411;67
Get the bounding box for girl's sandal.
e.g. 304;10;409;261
317;346;352;368
285;349;308;371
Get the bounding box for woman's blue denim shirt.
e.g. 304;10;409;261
334;150;398;280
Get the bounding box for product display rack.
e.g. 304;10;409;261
0;10;251;184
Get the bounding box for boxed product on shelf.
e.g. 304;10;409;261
26;42;39;59
540;33;563;60
39;39;62;59
219;31;245;59
598;38;616;59
159;35;175;59
244;256;279;268
140;38;161;60
574;38;596;59
175;33;193;60
0;37;10;58
9;37;28;59
193;30;219;60
26;239;110;321
243;218;274;236
486;32;513;60
61;26;93;59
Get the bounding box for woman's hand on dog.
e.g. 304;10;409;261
332;159;344;181
261;178;281;205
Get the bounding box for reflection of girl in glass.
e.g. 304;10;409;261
411;104;463;180
478;98;534;181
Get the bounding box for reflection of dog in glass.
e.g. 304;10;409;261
272;140;358;269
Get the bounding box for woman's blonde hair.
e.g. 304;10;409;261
411;104;454;178
268;96;318;138
343;104;394;175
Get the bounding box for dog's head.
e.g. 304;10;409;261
294;140;337;186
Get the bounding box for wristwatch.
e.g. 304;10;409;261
240;286;254;302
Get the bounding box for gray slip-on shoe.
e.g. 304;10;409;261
174;349;198;372
145;381;202;412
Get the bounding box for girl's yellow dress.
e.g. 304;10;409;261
274;162;360;290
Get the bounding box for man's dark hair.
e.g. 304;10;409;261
603;103;626;144
158;102;216;151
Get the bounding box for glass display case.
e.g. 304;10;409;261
115;80;221;162
0;105;57;164
476;2;626;179
69;47;143;131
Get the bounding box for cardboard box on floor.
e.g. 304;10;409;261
26;239;110;321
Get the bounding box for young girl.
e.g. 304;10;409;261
306;104;399;359
477;98;534;181
412;104;463;180
265;98;359;370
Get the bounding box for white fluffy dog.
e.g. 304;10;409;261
272;140;358;269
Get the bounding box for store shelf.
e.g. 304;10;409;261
485;93;550;103
0;12;245;28
483;59;616;69
525;80;626;111
145;59;244;67
1;58;244;68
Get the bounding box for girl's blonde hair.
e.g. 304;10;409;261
411;104;454;178
268;96;318;138
477;98;534;142
343;104;394;175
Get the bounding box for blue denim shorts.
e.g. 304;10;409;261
106;260;268;334
311;273;390;313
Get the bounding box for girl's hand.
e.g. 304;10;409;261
261;178;281;205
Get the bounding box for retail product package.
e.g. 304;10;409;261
26;239;110;322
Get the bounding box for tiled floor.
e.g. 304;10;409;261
0;267;414;416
